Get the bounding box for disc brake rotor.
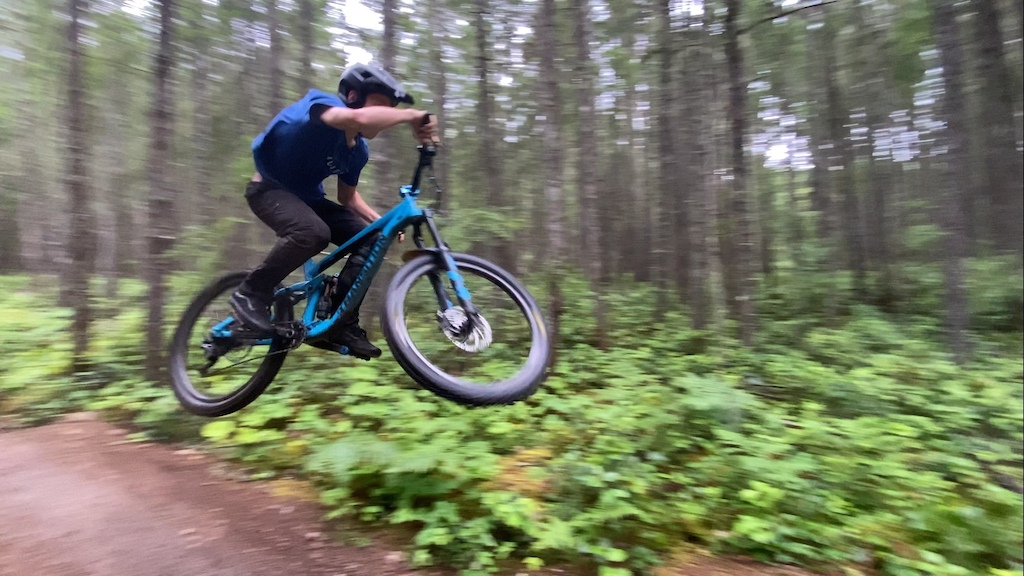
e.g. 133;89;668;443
437;306;492;352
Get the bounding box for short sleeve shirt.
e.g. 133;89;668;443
252;89;370;204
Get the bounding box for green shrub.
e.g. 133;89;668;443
1;272;1021;576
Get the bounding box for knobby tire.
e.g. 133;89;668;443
381;253;551;406
168;271;292;417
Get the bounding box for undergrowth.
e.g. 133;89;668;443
0;270;1021;576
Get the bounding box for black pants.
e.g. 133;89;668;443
241;180;368;295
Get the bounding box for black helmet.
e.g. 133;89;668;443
338;63;414;108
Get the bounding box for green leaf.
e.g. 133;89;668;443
200;419;236;442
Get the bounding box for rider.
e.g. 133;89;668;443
230;63;438;360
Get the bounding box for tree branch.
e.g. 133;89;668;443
739;1;837;34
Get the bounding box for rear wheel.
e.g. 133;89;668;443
168;271;293;417
381;253;550;406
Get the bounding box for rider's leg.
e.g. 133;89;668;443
309;199;382;359
231;182;330;332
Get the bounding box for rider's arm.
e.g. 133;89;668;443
319;106;428;140
337;179;382;224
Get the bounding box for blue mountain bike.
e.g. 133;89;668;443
168;143;551;416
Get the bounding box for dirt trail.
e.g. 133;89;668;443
0;417;430;576
0;416;821;576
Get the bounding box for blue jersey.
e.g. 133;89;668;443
252;89;370;204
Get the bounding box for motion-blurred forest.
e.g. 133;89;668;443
0;0;1022;575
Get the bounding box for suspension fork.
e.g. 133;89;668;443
413;211;480;322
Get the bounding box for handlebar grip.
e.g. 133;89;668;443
421;112;432;127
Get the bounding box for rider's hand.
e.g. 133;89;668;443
412;112;439;145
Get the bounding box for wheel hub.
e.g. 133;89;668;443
437;306;492;352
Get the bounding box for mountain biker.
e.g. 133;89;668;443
230;63;438;360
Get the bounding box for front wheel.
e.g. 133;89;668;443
381;253;551;406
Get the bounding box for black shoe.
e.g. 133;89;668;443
229;288;274;333
311;322;381;360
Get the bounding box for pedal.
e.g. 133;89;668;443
306;339;372;361
307;339;345;354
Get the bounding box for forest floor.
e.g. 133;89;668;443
0;415;820;576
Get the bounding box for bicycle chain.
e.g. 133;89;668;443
198;321;305;376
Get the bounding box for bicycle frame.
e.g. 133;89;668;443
212;145;478;349
296;190;422;340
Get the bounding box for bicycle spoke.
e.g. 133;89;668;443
401;265;535;384
177;279;280;400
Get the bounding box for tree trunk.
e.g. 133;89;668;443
190;2;215;225
0;181;23;272
821;20;866;296
863;67;898;303
702;8;726;329
145;0;177;382
538;0;565;358
807;10;841;322
809;125;839;324
63;0;95;374
572;0;604;345
602;91;636;281
474;0;514;272
755;165;774;280
612;5;652;283
426;2;449;200
868;142;894;298
267;0;283;114
930;0;973;363
724;0;757;345
854;2;899;296
113;172;135;280
655;0;680;317
192;56;215;222
297;0;315;90
974;0;1024;255
374;0;398;204
538;0;566;263
786;157;804;271
239;21;263;132
100;55;135;295
685;20;711;330
624;68;652;282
